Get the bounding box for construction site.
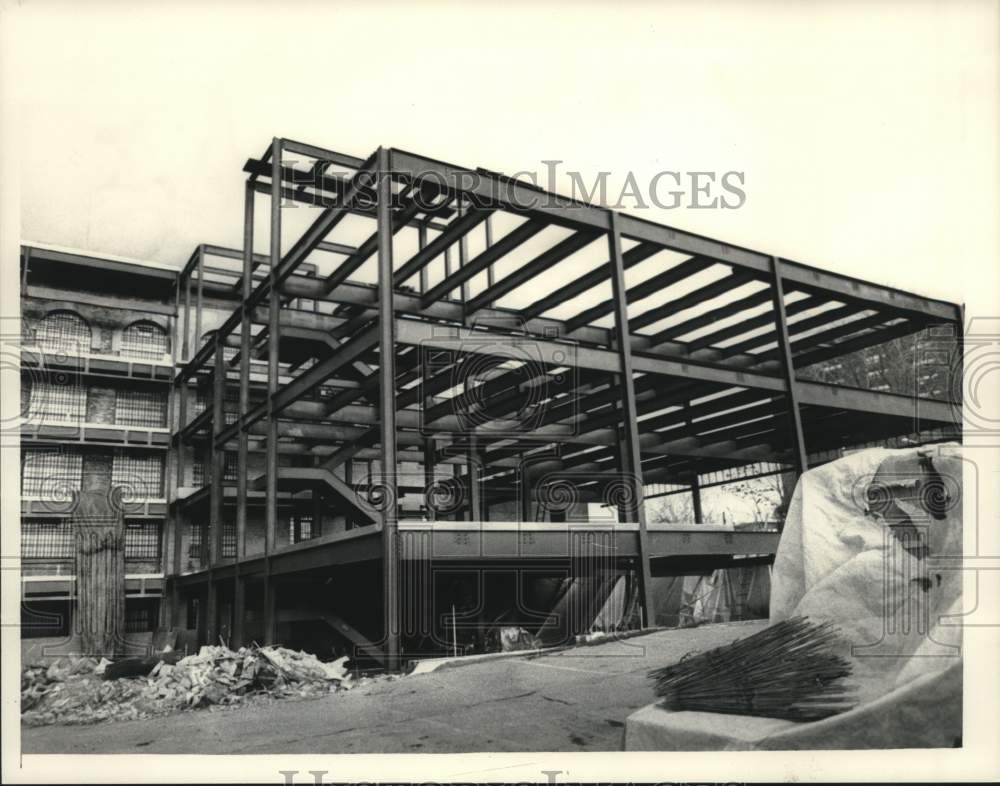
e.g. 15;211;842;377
19;138;965;750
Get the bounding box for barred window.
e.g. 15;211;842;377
28;381;85;423
124;519;161;561
289;513;317;544
121;321;169;361
192;390;207;419
192;390;238;424
225;391;239;425
221;519;236;558
35;311;91;353
191;459;205;487
115;388;167;428
223;452;238;482
188;521;204;560
21;518;74;559
112;451;164;498
21;449;82;496
191;454;237;486
124;601;158;633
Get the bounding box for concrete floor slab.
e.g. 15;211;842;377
21;620;767;754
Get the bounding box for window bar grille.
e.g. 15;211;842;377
36;312;90;353
121;322;169;360
28;382;85;424
112;451;164;499
124;519;161;560
21;519;74;559
21;449;82;496
221;519;236;558
115;389;167;428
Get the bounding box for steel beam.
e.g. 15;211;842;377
649;287;772;346
521;242;662;322
377;149;401;670
195;247;204;351
389;148;961;324
629;270;758;333
607;211;656;628
689;294;824;354
393;207;492;287
263;138;282;648
564;255;715;335
276;152;376;290
771;257;808;476
464;229;601;315
420;218;546;308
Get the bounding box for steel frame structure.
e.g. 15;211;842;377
166;138;962;667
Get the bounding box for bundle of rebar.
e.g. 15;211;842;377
648;616;856;722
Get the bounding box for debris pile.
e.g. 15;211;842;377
22;645;352;727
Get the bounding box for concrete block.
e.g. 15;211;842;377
625;661;961;750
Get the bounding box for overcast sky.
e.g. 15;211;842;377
9;0;999;307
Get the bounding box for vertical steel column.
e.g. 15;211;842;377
418;223;429;295
607;210;656;627
484;215;495;294
457;198;470;303
175;381;187;484
770;256;808;478
468;437;483;521
210;338;225;566
376;147;401;669
519;451;532;523
195;247;204;351
690;474;704;524
684;402;703;524
264;138;282;645
163;320;179;629
233;181;254;648
172;369;186;580
172;275;181;371
418;223;436;519
182;273;191;362
205;338;224;644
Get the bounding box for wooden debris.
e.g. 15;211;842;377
648;616;856;722
22;645;354;727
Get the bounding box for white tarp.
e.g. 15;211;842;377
626;443;964;750
771;443;963;706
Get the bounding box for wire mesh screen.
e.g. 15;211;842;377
121;322;169;360
21;449;82;496
35;311;91;353
115;388;167;428
124;519;161;560
28;381;86;423
112;451;164;498
21;518;74;559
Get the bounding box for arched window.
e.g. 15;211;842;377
121;321;169;360
36;311;91;353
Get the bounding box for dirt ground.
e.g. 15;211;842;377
21;620;767;754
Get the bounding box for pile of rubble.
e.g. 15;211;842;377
21;645;353;727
